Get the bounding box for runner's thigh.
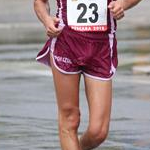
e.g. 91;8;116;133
50;54;81;112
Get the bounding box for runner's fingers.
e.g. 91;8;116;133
46;26;62;36
50;25;62;33
44;16;62;37
46;27;54;35
111;7;124;20
46;28;57;37
47;32;58;37
111;5;123;14
115;12;125;20
46;20;62;33
46;28;61;37
113;9;124;17
118;13;125;20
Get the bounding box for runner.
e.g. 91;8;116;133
34;0;142;150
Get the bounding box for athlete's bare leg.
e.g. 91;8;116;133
79;75;112;150
50;54;82;150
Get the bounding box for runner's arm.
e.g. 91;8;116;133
34;0;51;27
34;0;62;37
123;0;142;10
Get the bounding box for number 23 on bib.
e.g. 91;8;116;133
67;0;108;32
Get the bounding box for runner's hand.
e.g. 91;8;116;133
44;16;62;37
108;0;125;20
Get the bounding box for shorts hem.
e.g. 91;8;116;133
36;47;50;61
83;72;115;81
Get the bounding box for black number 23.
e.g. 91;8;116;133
77;3;98;23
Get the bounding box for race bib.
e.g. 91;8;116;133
67;0;108;32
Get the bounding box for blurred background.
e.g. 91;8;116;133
0;0;150;150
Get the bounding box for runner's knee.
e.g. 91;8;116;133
59;105;80;131
87;124;108;145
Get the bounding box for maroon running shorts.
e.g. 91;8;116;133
36;27;118;80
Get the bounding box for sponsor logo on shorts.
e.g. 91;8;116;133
54;55;72;64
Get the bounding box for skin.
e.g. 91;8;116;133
108;0;142;20
34;0;62;37
49;53;112;150
34;0;142;150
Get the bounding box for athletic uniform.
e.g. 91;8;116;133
36;0;118;80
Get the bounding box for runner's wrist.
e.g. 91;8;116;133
121;0;134;10
120;0;125;10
